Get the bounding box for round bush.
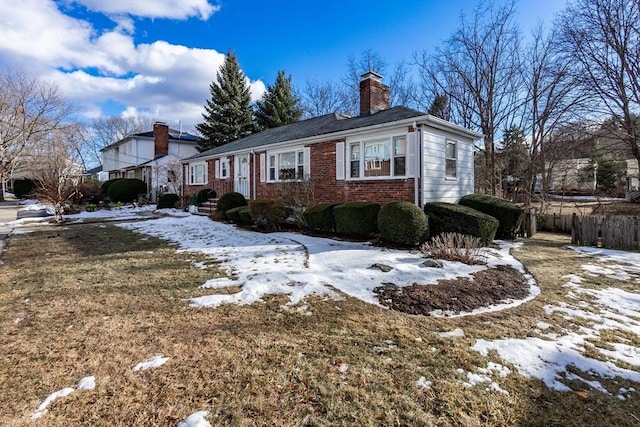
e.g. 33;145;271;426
217;192;247;218
378;201;429;246
107;178;147;203
226;206;252;224
333;201;381;237
12;178;37;198
157;193;179;209
101;178;123;195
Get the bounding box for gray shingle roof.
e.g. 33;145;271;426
188;106;426;160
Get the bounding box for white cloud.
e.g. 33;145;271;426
0;0;265;131
72;0;220;20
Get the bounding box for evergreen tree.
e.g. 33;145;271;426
255;71;303;130
196;51;255;151
427;93;450;120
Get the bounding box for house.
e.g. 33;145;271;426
101;122;200;201
182;72;482;207
81;165;108;183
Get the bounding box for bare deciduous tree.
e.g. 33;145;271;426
301;78;346;118
31;124;85;222
557;0;640;172
82;115;154;167
0;69;74;201
416;1;525;195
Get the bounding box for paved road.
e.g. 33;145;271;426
0;196;19;261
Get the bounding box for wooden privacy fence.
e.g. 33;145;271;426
538;213;640;250
571;215;640;250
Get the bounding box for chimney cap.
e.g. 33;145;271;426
360;71;383;82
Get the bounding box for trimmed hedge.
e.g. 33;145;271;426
226;206;248;224
458;194;524;239
333;201;381;237
157;193;179;209
378;201;429;246
423;202;498;246
12;178;37;198
217;192;247;218
248;199;287;231
107;178;146;203
303;202;341;233
197;188;217;205
101;178;123;195
238;206;253;224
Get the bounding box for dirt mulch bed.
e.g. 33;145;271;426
374;264;530;316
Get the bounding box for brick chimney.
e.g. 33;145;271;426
153;122;169;157
359;71;389;116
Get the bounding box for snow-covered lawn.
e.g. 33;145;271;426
3;204;639;426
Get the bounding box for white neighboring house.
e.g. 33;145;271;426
101;122;200;202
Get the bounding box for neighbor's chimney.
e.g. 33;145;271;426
359;71;389;116
153;122;169;157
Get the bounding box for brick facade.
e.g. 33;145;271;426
153;122;169;157
359;72;390;115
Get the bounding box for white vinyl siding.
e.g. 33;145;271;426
421;129;474;204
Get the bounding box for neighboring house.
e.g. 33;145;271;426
101;122;200;201
182;72;482;206
81;165;108;183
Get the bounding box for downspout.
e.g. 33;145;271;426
413;121;420;207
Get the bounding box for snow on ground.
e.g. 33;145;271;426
116;215;539;315
30;376;95;419
473;268;640;393
177;411;211;427
132;355;170;372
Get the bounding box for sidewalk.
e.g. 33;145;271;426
0;195;19;261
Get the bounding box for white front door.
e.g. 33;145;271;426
234;154;250;198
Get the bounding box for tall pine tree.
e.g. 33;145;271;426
255;70;303;130
196;51;255;151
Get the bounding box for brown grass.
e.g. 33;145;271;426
0;223;638;426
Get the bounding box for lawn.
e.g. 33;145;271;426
0;207;639;426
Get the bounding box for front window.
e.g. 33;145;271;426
189;163;206;185
445;140;457;178
268;149;306;181
220;159;229;178
350;135;407;178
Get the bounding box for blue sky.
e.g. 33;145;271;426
0;0;568;132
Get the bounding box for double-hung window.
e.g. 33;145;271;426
266;148;308;182
220;158;229;179
445;140;457;179
189;163;207;185
349;136;407;178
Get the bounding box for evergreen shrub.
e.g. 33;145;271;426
107;178;146;203
378;201;429;246
225;206;245;223
216;192;247;218
12;178;37;198
248;199;287;231
302;202;341;233
157;193;179;209
238;206;253;224
458;194;524;239
101;178;123;195
197;188;217;205
333;201;380;237
423;202;498;246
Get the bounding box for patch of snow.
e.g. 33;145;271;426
76;376;96;390
13;317;23;324
115;216;539;315
30;387;75;419
416;376;433;389
438;328;465;338
177;410;211;427
132;355;170;372
338;363;349;374
461;363;510;394
199;278;238;289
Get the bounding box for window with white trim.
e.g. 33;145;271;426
445;140;457;178
349;136;407;178
220;158;230;179
189;163;207;185
267;149;307;181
